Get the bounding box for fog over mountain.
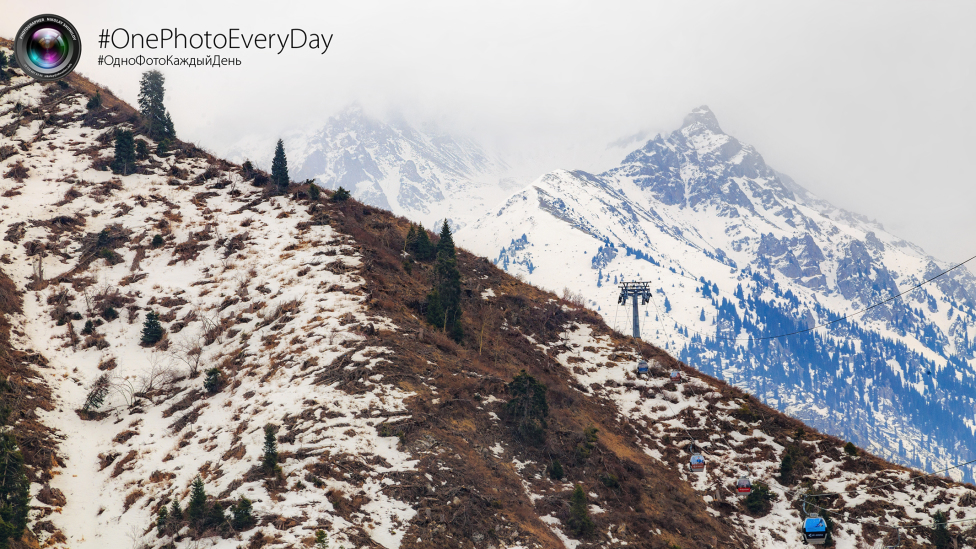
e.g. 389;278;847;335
4;1;973;260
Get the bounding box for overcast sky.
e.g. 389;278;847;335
3;1;975;262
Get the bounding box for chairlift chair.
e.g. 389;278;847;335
689;453;705;473
802;498;827;545
736;476;752;494
803;516;828;545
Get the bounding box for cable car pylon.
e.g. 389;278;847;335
617;281;651;339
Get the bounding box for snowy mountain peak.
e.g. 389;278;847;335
681;104;724;134
236;105;513;230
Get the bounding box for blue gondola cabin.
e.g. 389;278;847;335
689;453;705;473
803;517;827;545
637;361;649;375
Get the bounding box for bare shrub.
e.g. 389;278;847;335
112;376;139;408
0;145;17;162
234;274;249;298
561;287;586;308
170;332;206;377
139;351;178;393
4;160;29;182
200;311;224;345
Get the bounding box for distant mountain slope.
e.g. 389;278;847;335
460;106;976;483
226;106;519;231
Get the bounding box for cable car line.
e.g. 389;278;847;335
634;256;976;506
647;251;976;343
631;322;976;538
607;275;976;541
795;457;976;501
800;492;976;531
638;295;761;491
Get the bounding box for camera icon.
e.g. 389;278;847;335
15;14;82;81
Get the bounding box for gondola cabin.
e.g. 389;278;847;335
736;476;752;494
670;370;681;382
803;517;827;545
689;453;705;473
637;361;649;376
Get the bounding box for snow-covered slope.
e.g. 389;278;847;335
460;106;976;482
0;72;419;548
225;106;520;231
2;48;975;549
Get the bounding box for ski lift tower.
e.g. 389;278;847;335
617;281;651;339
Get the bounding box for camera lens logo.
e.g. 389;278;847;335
15;15;82;82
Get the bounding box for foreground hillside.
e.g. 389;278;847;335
0;46;974;548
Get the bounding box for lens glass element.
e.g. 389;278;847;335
28;27;69;69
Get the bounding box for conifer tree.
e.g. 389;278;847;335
404;224;417;253
82;374;111;412
567;484;594;537
331;186;350;202
86;90;101;110
315;529;329;548
505;370;549;445
204;501;226;531
138;70;175;140
431;221;462;340
111;129;136;175
425;289;444;329
308;182;320;200
0;51;7;80
742;482;776;516
156;505;168;535
271;139;289;191
548;459;564;480
932;510;951;549
169;498;183;521
231;497;255;530
203;368;223;394
413;224;434;261
162;111;175;140
436;220;456;260
135;139;149;160
156;139;170;157
187;476;207;521
262;424;279;474
141;311;164;346
0;432;30;546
